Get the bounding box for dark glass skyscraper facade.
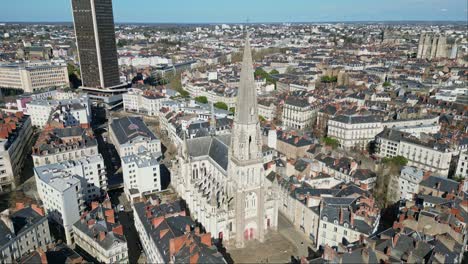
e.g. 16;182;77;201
72;0;120;89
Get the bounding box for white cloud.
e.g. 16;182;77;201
440;8;448;12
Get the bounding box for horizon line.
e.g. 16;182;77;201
1;19;466;25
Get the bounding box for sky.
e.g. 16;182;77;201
1;0;467;23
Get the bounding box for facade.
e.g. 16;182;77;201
34;164;83;245
73;200;128;263
26;94;91;128
121;151;161;202
398;166;424;201
133;198;225;263
417;34;449;60
0;112;33;193
71;0;120;89
172;34;279;248
328;115;383;150
0;62;69;93
455;150;468;179
257;101;276;121
376;129;453;176
328;115;440;150
282;97;315;130
0;204;51;263
123;88;166;116
36;154;107;200
108;117;161;157
31;127;98;167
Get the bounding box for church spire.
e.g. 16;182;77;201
235;32;258;125
210;102;216;136
229;32;262;162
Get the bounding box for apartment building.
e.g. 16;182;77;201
72;200;128;263
455;150;468;179
282;97;316;130
398;166;424;201
34;164;83;245
0;62;69;93
316;196;379;249
376;129;453;176
0;112;33;193
133;198;225;264
328;115;440;150
26;94;91;128
327;115;383;150
31;127;98;167
258;101;276;121
0;204;51;263
121;151;161;203
123;88;166;116
109;117;161;157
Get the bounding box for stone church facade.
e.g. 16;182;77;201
172;34;279;248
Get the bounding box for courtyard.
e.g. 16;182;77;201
227;213;316;263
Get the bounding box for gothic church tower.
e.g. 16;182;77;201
228;32;266;248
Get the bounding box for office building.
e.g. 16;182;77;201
0;62;69;93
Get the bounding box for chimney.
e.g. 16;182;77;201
102;199;112;209
37;248;48;264
87;219;96;229
200;233;212;247
185;224;191;233
152;216;165;229
392;233;400;248
194;226;200;235
350;211;355;226
385;246;392;256
15;203;25;211
339;208;344;225
99;231;106;241
112;225;124;236
91;201;99;210
31;204;45;216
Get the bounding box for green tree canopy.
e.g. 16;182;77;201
382;156;408;167
322;137;340;149
214;102;228;110
321;76;338;83
195;96;208;104
269;69;279;75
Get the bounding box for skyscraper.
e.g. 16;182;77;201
71;0;120;89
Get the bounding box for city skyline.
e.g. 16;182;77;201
1;0;467;23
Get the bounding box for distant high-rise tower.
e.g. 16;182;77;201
71;0;120;89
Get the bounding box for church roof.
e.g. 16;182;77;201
186;134;230;171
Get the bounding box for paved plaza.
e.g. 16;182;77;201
228;213;315;263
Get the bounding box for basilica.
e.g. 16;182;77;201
172;33;279;248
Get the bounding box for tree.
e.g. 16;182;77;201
195;96;208;104
229;107;235;113
259;115;266;122
321;76;338;83
322;137;340;149
285;66;296;74
254;67;276;85
67;63;81;88
383;81;391;87
214;102;228;111
382;156;408;167
269;69;279;75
